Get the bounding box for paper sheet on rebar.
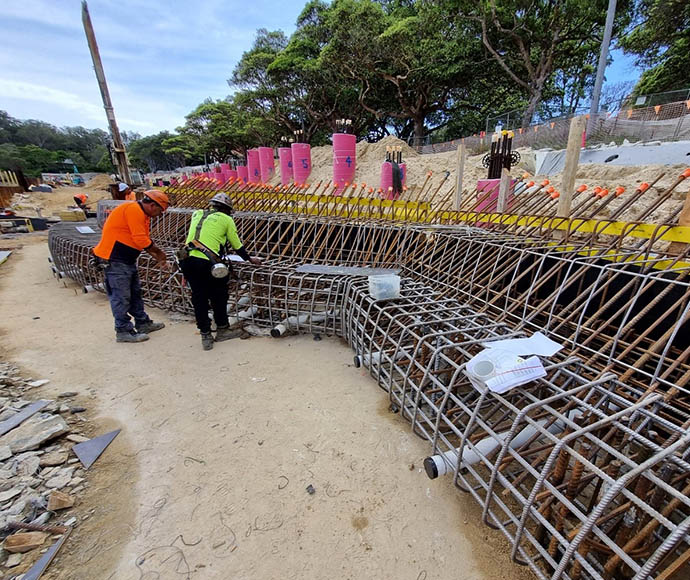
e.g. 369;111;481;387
484;356;547;394
480;331;563;357
466;351;547;394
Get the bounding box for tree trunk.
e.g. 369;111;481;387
413;116;425;148
521;84;544;128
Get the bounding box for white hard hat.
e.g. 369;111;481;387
118;183;130;192
210;192;234;211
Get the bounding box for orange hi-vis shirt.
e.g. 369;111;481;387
93;201;152;264
125;191;136;201
74;193;88;204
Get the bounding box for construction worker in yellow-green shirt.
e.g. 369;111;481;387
179;193;262;350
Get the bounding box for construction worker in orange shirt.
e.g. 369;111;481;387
92;190;170;343
118;182;136;201
73;192;89;210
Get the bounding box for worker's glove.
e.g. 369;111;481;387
88;254;106;271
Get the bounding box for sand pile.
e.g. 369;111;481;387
86;174;115;190
543;163;689;224
271;138;545;193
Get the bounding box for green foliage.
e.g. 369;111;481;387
460;0;633;126
96;150;115;174
0;144;25;172
621;0;690;94
7;0;676;173
0;112;19;144
167;97;260;163
128;131;186;172
0;111;113;176
224;0;507;147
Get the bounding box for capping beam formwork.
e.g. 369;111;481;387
47;204;690;580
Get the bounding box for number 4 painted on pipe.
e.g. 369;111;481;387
346;156;351;167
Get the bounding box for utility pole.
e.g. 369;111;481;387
588;0;617;136
81;1;131;184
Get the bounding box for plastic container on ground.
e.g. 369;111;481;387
368;274;401;300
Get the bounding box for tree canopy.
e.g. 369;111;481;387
0;111;113;177
620;0;690;95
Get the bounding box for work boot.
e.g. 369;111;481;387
116;330;149;343
215;325;250;342
201;332;214;351
136;321;165;334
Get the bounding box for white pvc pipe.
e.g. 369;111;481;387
83;283;104;293
270;311;335;338
238;306;258;320
354;350;405;369
424;414;575;479
271;323;289;338
271;314;309;338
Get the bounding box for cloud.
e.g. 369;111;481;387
0;79;104;121
0;0;305;135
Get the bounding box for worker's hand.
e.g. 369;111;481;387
148;246;166;263
249;257;262;266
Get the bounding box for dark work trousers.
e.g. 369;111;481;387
103;260;151;333
180;256;229;333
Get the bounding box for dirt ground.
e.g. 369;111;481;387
0;236;533;580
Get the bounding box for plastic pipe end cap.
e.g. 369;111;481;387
423;456;439;479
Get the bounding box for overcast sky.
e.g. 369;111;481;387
0;0;641;136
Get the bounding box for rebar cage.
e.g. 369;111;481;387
46;183;690;579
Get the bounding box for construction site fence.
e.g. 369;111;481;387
421;99;690;155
